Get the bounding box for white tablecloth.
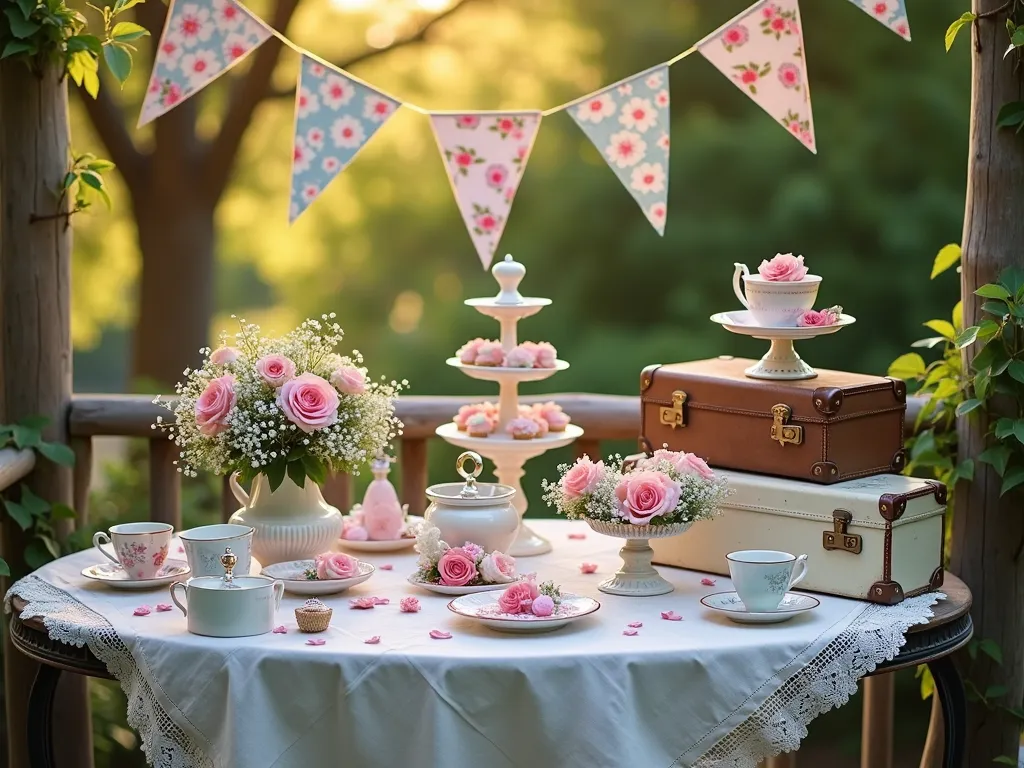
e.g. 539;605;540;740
7;519;940;768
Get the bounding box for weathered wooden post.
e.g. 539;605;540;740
0;55;93;768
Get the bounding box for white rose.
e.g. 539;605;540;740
479;551;516;584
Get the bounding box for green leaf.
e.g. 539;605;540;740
978;319;1002;341
1001;465;1024;496
975;368;992;400
1014;419;1024;447
50;503;76;520
1002;706;1024;721
17;0;37;17
924;319;956;340
265;459;286;492
4;7;40;38
287;460;306;489
102;42;131;84
10;424;41;449
111;21;148;41
976;284;1012;300
916;664;935;700
37;441;75;467
979;638;1004;665
996;418;1015;439
956;399;983;416
888;353;926;380
992;757;1019;766
67;34;103;55
61;172;78;190
953;300;963;331
1000;266;1024;296
18;415;49;430
946;12;976;52
955;326;980;349
951;459;975;484
1013;24;1024;45
1;39;35;58
986;684;1009;700
82;66;99;98
38;534;60;560
85;159;115;172
23;539;54;570
3;500;32;530
911;337;946;349
981;300;1009;318
79;172;111;208
113;0;146;13
301;454;327;485
1007;360;1024;386
996;101;1024;129
930;244;961;279
0;556;9;577
19;485;50;518
979;445;1013;476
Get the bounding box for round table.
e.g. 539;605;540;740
9;573;972;768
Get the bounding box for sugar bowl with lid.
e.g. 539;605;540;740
424;452;518;553
170;548;284;638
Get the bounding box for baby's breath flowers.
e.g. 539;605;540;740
155;315;406;490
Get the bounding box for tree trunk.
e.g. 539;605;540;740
0;58;92;768
949;0;1024;764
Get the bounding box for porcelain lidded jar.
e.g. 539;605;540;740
424;452;518;553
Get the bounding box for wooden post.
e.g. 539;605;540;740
70;436;92;526
400;438;428;515
949;1;1024;763
0;58;92;768
321;472;352;514
861;675;894;768
918;695;944;768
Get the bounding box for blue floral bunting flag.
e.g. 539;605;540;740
568;66;671;235
289;55;401;223
846;0;911;40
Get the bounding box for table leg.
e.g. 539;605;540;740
928;655;966;768
27;663;61;768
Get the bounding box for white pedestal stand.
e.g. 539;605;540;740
586;520;693;597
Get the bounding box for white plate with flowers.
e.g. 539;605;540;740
337;508;423;553
407;575;516;596
261;555;374;596
447;583;600;633
82;559;191;590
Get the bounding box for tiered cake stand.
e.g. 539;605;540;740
436;255;583;557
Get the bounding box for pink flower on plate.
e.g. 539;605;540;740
209;346;239;365
400;597;421;613
134;606;152;616
278;372;339;433
798;309;840;328
350;597;378;610
331;365;366;395
195;374;236;437
306;638;326;646
567;532;586;540
627;621;643;628
497;581;536;614
380;564;393;571
437;548;477;587
561;457;605;499
315;552;359;580
778;63;802;89
531;595;555;617
758;253;808;282
661;610;683;621
701;578;717;587
580;563;598;574
641;449;715;481
255;354;296;388
272;625;288;634
614;470;681;525
721;23;749;50
365;636;381;644
623;628;639;636
429;630;453;640
479;551;516;584
484;163;509;190
156;603;173;612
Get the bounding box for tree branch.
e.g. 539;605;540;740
77;80;147;194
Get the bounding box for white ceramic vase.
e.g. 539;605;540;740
228;473;343;566
587;520;694;597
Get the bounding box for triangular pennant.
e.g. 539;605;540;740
139;0;271;127
429;112;542;269
846;0;911;40
698;0;817;153
568;66;670;235
289;55;400;223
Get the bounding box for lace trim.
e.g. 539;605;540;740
690;592;942;768
5;575;214;768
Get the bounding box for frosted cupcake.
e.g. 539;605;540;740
454;403;487;431
533;342;557;369
466;413;494;438
295;598;332;633
546;410;571;433
505;345;537;368
457;338;488;364
533;401;562;422
474;341;506;367
532;415;550;437
507;417;540;440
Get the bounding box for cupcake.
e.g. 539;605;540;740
532;415;550;437
534;401;563;423
457;338;487;365
466;413;494;438
507;417;540;440
474;341;505;367
546;410;571;433
454;403;485;431
295;598;333;633
505;344;537;369
533;342;557;369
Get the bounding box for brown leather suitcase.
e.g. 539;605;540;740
639;356;907;484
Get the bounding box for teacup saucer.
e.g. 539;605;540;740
261;560;374;595
336;515;423;553
81;559;191;590
710;310;855;339
700;591;819;624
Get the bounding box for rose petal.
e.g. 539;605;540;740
580;563;598;574
155;603;173;612
429;629;452;640
627;621;643;628
622;628;639;636
400;597;421;613
305;638;326;646
272;625;288;634
133;606;151;616
567;533;587;540
371;597;390;605
177;545;185;553
700;578;717;586
660;610;683;621
364;636;381;644
379;564;394;571
349;597;377;609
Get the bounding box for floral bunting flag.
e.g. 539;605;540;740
429;112;542;269
290;55;400;223
139;0;271;126
698;0;816;153
568;66;671;235
846;0;911;40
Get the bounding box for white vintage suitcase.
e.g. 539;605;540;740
650;470;946;604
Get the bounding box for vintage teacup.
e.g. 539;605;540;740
179;524;255;577
92;522;173;580
726;550;809;613
733;263;821;327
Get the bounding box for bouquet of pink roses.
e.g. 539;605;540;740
542;449;730;527
414;522;518;587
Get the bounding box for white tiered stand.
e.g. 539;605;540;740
436;255;583;557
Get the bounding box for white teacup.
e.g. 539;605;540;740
179;524;254;577
733;263;821;327
93;522;173;580
727;550;808;613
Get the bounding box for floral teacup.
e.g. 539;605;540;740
93;522;173;580
726;550;808;613
733;263;821;327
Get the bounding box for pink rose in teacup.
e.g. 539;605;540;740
561;457;605;499
437;547;477;587
479;551;516;583
614;470;681;525
733;256;821;327
195;374;236;436
255;354;296;388
315;552;359;580
331;365;366;395
757;253;808;282
209;346;239;365
278;372;339;433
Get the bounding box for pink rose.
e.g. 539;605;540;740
255;354;296;388
331;365;366;395
479;551;516;583
278;372;339;433
315;552;359;580
342;524;368;541
798;308;840;327
757;253;808;282
533;342;557;368
349;597;377;609
497;581;535;614
400;597;421;613
561;457;605;499
437;548;477;587
210;346;239;365
580;562;598;574
195;374;236;436
614;470;681;525
531;595;554;617
643;449;715;481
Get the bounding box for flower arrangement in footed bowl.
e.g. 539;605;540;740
409;521;519;595
155;314;406;564
543;449;730;596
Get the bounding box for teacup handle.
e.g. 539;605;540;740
732;263;751;309
789;555;809;589
170;581;189;617
92;532;121;566
229;471;250;508
272;580;285;610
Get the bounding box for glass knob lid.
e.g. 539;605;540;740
220;547;239;588
456;451;483;498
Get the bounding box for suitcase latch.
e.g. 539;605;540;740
769;404;803;446
823;509;862;554
659;391;687;429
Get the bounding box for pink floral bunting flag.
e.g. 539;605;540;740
698;0;816;153
568;66;671;235
290;54;400;223
139;0;271;126
429;112;542;269
846;0;911;40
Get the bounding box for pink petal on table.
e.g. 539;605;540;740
305;638;326;646
701;578;717;586
155;604;173;612
371;597;390;605
622;628;639;636
429;629;452;640
580;563;598;574
661;610;683;621
627;621;643;628
272;625;288;634
133;606;151;616
349;597;377;609
176;545;185;553
379;564;394;571
364;636;381;644
400;597;421;613
567;533;587;540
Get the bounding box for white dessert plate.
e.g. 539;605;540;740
407;574;516;596
700;591;820;624
447;592;600;633
337;515;423;553
710;310;855;340
261;560;374;595
446;357;569;383
435;423;584;461
81;559;191;590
